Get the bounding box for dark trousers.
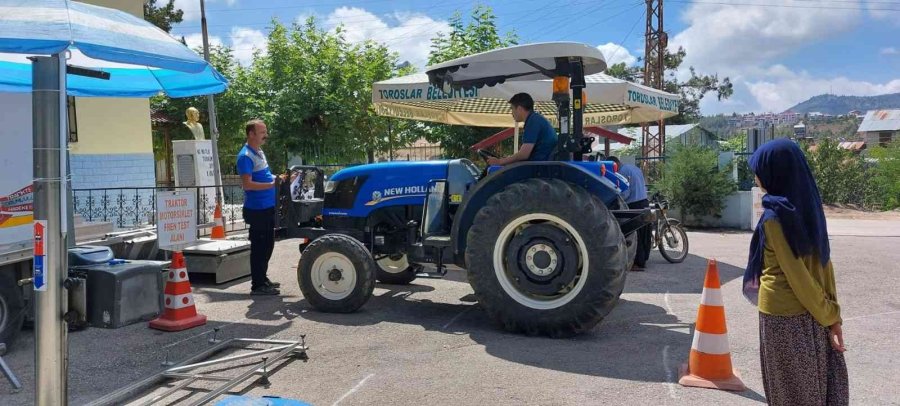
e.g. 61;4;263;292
628;199;651;267
243;207;275;288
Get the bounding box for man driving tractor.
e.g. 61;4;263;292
486;93;558;165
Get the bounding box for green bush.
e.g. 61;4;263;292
865;141;900;210
657;144;737;224
802;139;868;207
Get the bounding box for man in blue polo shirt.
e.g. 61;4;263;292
609;156;650;272
238;119;282;295
487;93;557;165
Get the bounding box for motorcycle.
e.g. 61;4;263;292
649;192;689;263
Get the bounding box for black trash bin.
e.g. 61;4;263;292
68;246;166;329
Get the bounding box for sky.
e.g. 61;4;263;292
169;0;900;115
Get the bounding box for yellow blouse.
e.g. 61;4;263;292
757;220;841;328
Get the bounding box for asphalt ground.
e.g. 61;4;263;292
1;218;898;405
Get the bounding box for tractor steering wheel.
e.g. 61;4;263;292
476;148;499;164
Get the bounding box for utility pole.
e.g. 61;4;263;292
642;0;667;173
200;0;224;204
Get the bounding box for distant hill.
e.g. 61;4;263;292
785;93;900;115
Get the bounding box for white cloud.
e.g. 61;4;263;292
174;0;238;22
881;47;898;56
670;0;862;78
323;7;450;69
229;27;267;66
182;33;223;52
663;1;900;114
596;42;637;67
746;66;900;112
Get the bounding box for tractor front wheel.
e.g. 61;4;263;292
466;178;628;337
298;234;376;313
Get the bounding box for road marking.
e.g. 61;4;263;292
843;310;900;321
664;291;675;315
332;373;375;406
442;306;473;330
662;345;678;399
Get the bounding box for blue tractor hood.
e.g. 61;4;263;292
325;160;454;218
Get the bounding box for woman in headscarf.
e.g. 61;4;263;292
744;139;849;405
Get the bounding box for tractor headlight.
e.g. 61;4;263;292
324;180;336;193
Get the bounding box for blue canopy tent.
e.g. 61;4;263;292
0;1;228;403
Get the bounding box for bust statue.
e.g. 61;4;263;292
183;107;205;140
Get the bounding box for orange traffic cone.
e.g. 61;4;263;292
678;259;746;391
211;201;226;239
149;252;207;331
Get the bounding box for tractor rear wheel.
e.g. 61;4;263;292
375;254;418;285
466;178;628;337
298;234;376;313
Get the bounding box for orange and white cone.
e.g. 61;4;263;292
211;202;226;239
678;259;746;391
149;252;207;331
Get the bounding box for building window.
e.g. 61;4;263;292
67;96;77;143
879;131;893;147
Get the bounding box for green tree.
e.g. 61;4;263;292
143;0;183;33
150;46;248;174
864;142;900;210
802;139;867;207
657;144;736;224
425;5;518;160
257;19;417;169
606;47;732;123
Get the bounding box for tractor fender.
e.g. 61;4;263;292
451;161;621;268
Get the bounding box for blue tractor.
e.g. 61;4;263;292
294;44;658;337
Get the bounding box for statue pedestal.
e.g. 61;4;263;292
172;140;217;211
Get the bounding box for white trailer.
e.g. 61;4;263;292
0;92;37;347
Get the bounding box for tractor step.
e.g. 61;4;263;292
423;235;451;247
416;265;447;279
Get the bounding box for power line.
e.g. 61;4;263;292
668;0;900;11
605;7;646;66
183;0;649;52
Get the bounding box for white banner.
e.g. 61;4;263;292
157;190;197;251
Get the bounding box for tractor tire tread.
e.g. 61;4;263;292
465;178;628;338
297;234;376;313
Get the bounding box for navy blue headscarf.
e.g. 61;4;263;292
743;139;831;304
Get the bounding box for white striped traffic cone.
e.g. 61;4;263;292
149;252;207;331
678;259;746;391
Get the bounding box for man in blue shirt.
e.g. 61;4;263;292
487;93;557;165
610;156;650;271
238;119;282;295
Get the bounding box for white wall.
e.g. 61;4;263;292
670;190;754;230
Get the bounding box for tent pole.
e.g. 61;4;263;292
200;0;224;205
32;53;69;406
513;120;519;152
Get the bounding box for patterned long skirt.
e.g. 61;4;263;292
759;312;849;406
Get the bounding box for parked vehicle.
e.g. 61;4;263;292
0;93;39;348
649;192;689;263
291;43;665;337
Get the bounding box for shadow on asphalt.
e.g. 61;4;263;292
286;252;764;403
3;319;300;405
625;252;747;294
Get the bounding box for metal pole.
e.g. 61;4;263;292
32;53;69;405
200;0;224;204
388;120;393;161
